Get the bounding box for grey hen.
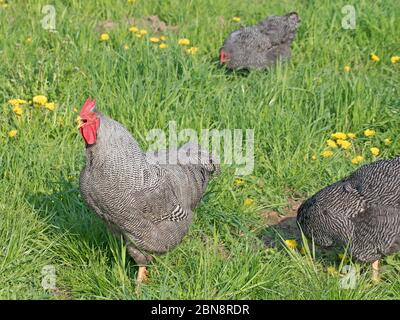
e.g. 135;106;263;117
77;98;220;283
220;12;300;70
297;157;400;280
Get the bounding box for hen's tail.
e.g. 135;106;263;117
257;12;300;44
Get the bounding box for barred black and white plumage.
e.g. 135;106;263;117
297;157;400;264
219;12;300;70
78;102;219;282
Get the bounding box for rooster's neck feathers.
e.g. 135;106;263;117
86;113;151;173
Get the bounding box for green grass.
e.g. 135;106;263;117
1;0;400;299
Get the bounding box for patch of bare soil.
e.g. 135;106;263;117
96;16;178;34
95;20;118;32
261;197;304;247
217;16;226;27
126;15;178;33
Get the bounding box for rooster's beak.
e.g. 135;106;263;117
76;115;84;128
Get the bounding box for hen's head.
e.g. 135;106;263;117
219;28;261;69
77;98;100;145
219;49;231;64
297;181;360;247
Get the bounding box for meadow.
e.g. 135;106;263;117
0;0;400;299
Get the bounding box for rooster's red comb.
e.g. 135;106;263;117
80;98;96;116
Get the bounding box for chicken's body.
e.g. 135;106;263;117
220;12;300;70
297;157;400;279
79;106;219;281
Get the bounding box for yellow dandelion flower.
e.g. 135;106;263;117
45;102;56;111
311;155;317;161
185;46;199;55
336;139;345;146
391;56;400;64
149;37;160;43
384;138;392;145
232;16;241;23
159;43;168;49
160;36;167;41
8;99;28;107
326;139;337;148
327;266;337;275
339;140;352;150
331;132;347;140
370;53;380;62
284;239;298;250
347;133;356;139
370;147;380;156
351;155;364;165
139;29;148;35
135;34;143;38
244;198;254;206
344;65;351;72
364;129;375;137
178;38;190;46
12;106;23;116
234;178;245;187
32;95;48;106
99;33;110;42
8;130;17;138
321;150;334;158
129;26;139;33
25;37;33;44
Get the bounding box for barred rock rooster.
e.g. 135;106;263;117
297;157;400;281
77;98;219;283
220;12;300;70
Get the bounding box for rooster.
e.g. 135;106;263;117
220;12;300;70
77;98;220;283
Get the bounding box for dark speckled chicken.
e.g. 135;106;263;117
220;12;300;70
297;157;400;280
77;98;220;283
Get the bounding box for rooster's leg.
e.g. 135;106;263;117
126;242;152;284
372;260;380;282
